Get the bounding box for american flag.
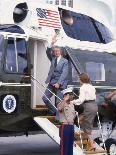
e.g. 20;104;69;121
36;8;61;29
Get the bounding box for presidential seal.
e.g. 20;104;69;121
3;95;16;113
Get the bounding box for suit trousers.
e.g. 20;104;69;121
42;84;63;114
59;124;74;155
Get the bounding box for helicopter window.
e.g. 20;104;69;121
6;37;17;72
71;63;79;82
60;9;113;44
86;62;105;81
13;2;28;23
16;38;27;74
5;37;27;74
61;0;66;5
95;22;113;43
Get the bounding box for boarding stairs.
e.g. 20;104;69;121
33;105;107;155
31;76;107;155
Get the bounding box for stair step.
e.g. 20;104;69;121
36;104;47;108
34;117;107;155
75;140;88;145
56;124;61;128
74;132;81;138
75;140;107;154
33;107;48;111
40;119;107;154
74;140;88;149
40;116;56;122
55;125;84;140
84;149;107;154
55;125;82;140
75;132;94;140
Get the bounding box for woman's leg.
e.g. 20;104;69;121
87;134;95;151
79;114;84;125
81;102;98;150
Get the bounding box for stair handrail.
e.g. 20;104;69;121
31;75;62;102
31;75;78;101
76;112;84;150
97;112;106;151
31;77;58;111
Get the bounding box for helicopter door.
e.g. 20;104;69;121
1;36;31;115
29;39;50;108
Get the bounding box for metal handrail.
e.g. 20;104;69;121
31;78;58;111
97;112;106;150
76;112;84;150
64;47;82;74
31;75;62;102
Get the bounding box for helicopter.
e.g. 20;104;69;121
0;0;115;154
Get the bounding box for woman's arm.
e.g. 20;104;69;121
71;87;86;105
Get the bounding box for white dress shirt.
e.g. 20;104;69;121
57;55;61;64
71;83;96;105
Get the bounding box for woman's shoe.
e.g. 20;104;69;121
86;138;95;151
87;146;96;151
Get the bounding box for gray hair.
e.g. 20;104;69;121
52;45;62;52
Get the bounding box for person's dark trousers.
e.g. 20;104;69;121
59;124;74;155
42;84;63;114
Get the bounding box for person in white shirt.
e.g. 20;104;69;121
71;73;98;151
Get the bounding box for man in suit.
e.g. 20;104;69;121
42;36;68;115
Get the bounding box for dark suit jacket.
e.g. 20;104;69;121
45;47;68;89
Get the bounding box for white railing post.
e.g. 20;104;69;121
66;0;68;7
59;0;61;5
53;0;56;5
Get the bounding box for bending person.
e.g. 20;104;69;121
71;73;98;151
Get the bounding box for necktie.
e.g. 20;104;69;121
54;58;57;68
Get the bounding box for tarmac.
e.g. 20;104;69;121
0;130;115;155
0;134;59;155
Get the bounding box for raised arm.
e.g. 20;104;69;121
46;34;57;61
